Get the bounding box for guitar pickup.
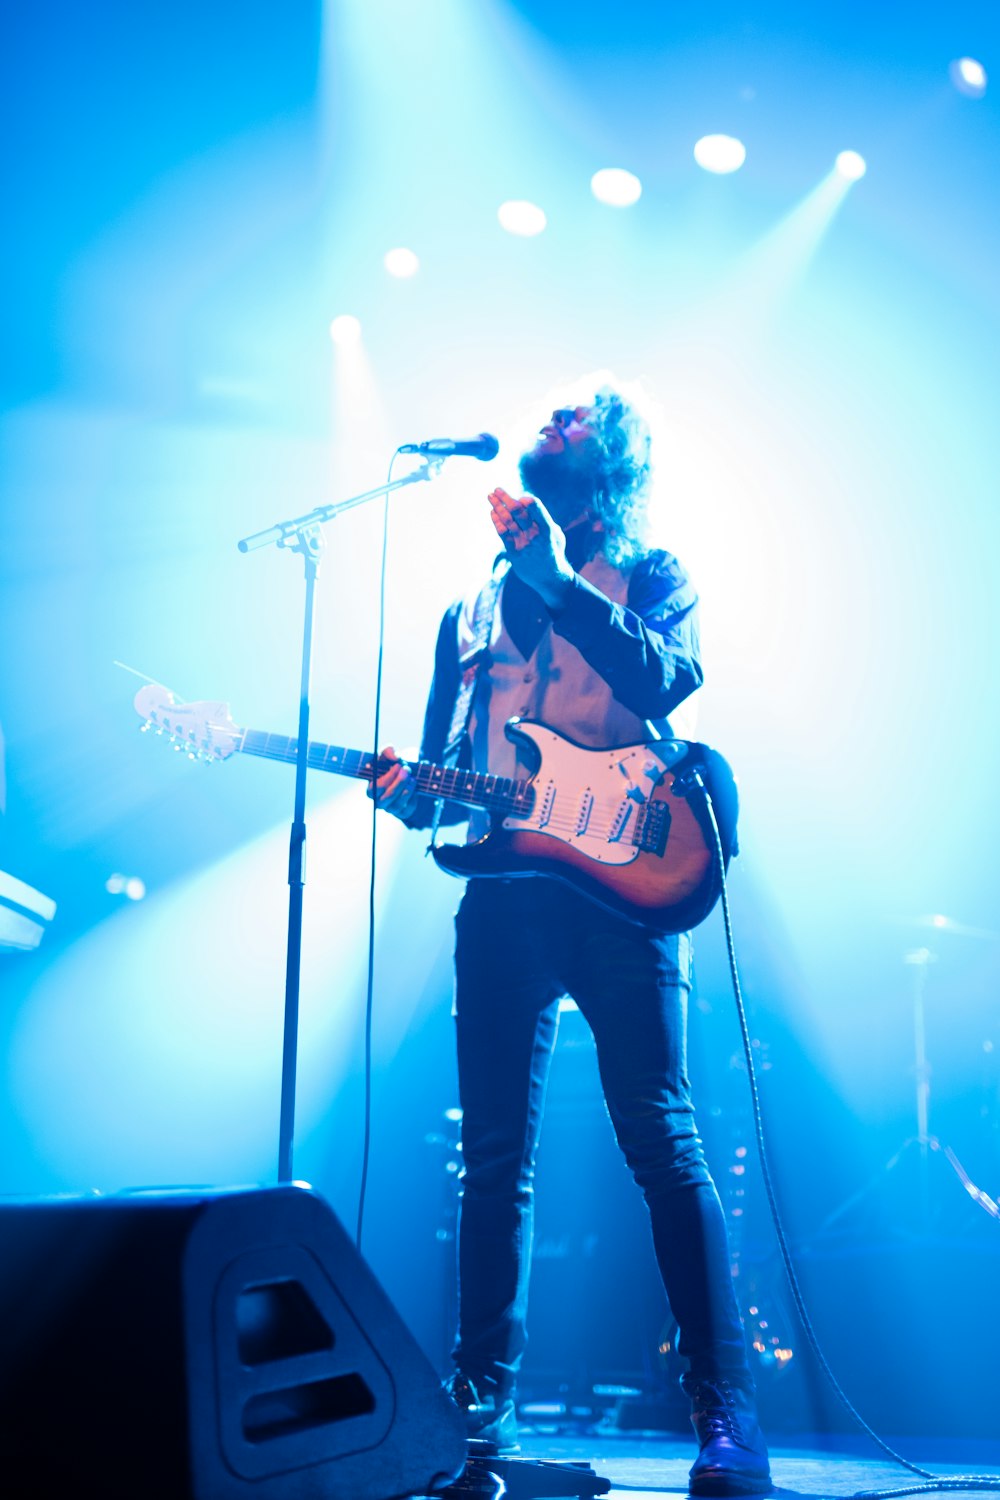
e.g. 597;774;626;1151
576;789;594;836
608;801;635;843
536;781;556;830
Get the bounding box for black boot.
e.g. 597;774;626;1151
445;1371;519;1453
681;1373;771;1496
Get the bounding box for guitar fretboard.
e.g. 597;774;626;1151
239;730;532;816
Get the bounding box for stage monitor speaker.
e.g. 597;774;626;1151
0;1184;466;1499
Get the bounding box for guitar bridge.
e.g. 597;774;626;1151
632;799;671;857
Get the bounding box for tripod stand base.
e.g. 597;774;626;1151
820;1134;999;1239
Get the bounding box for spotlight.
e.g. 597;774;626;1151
105;874;146;901
950;57;988;98
383;247;420;278
590;167;642;207
835;150;867;181
693;134;747;175
497;200;547;237
329;314;362;346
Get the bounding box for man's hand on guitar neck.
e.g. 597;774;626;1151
370;746;418;821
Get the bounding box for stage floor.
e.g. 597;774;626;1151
434;1431;1000;1500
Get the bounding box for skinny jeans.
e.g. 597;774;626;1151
451;877;748;1395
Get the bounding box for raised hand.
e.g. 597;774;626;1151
488;488;574;609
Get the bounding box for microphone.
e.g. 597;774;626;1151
398;432;499;462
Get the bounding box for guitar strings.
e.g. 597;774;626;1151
243;729;662;844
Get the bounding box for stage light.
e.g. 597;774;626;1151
835;150;867;181
383;247;420;278
693;134;747;175
497;199;547;237
329;313;362;345
590;167;642;207
950;57;988;98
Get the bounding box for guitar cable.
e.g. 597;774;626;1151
696;772;1000;1498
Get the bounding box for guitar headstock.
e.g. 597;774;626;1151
133;685;240;762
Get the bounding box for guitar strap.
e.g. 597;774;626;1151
428;558;509;847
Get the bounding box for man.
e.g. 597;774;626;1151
373;388;770;1496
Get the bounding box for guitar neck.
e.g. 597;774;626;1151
238;729;530;816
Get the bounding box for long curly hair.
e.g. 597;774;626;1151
586;386;653;568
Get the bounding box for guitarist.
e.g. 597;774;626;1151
373;387;770;1497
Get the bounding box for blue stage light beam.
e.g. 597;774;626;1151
6;788;407;1192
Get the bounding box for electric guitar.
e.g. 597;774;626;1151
134;686;739;934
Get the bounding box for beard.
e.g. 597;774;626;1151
518;441;601;526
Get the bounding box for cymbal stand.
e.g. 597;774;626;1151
819;946;999;1237
906;945;934;1230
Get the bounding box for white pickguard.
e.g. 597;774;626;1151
500;723;687;865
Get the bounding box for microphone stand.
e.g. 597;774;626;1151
238;460;441;1184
